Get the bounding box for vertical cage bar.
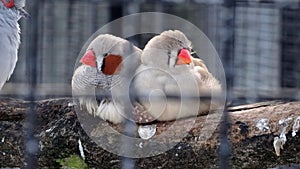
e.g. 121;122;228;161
219;0;235;168
25;0;39;168
120;15;137;169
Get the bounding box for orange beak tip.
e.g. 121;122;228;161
177;48;192;65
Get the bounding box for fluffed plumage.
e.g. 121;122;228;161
133;30;222;121
72;34;141;124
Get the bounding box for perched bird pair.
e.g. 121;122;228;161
72;30;222;124
0;0;27;90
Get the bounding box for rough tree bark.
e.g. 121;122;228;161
0;97;299;168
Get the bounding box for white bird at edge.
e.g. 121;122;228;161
0;0;28;90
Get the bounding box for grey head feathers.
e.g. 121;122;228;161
141;30;193;69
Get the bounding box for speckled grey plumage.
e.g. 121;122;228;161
72;34;141;124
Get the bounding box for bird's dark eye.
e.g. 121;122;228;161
103;53;108;57
190;49;200;59
190;49;196;55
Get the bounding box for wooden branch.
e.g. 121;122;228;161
0;97;299;168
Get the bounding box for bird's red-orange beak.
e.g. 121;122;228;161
1;0;14;8
80;50;96;67
176;48;192;65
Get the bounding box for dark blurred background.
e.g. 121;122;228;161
1;0;300;105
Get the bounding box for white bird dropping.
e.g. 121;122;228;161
138;124;157;140
274;117;293;156
78;139;85;160
292;116;300;137
255;118;269;132
278;117;290;146
273;136;283;156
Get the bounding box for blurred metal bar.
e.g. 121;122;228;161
24;0;40;168
219;0;235;168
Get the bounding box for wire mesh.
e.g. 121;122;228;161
0;0;299;168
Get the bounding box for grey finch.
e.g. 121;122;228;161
133;30;222;121
72;34;141;124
